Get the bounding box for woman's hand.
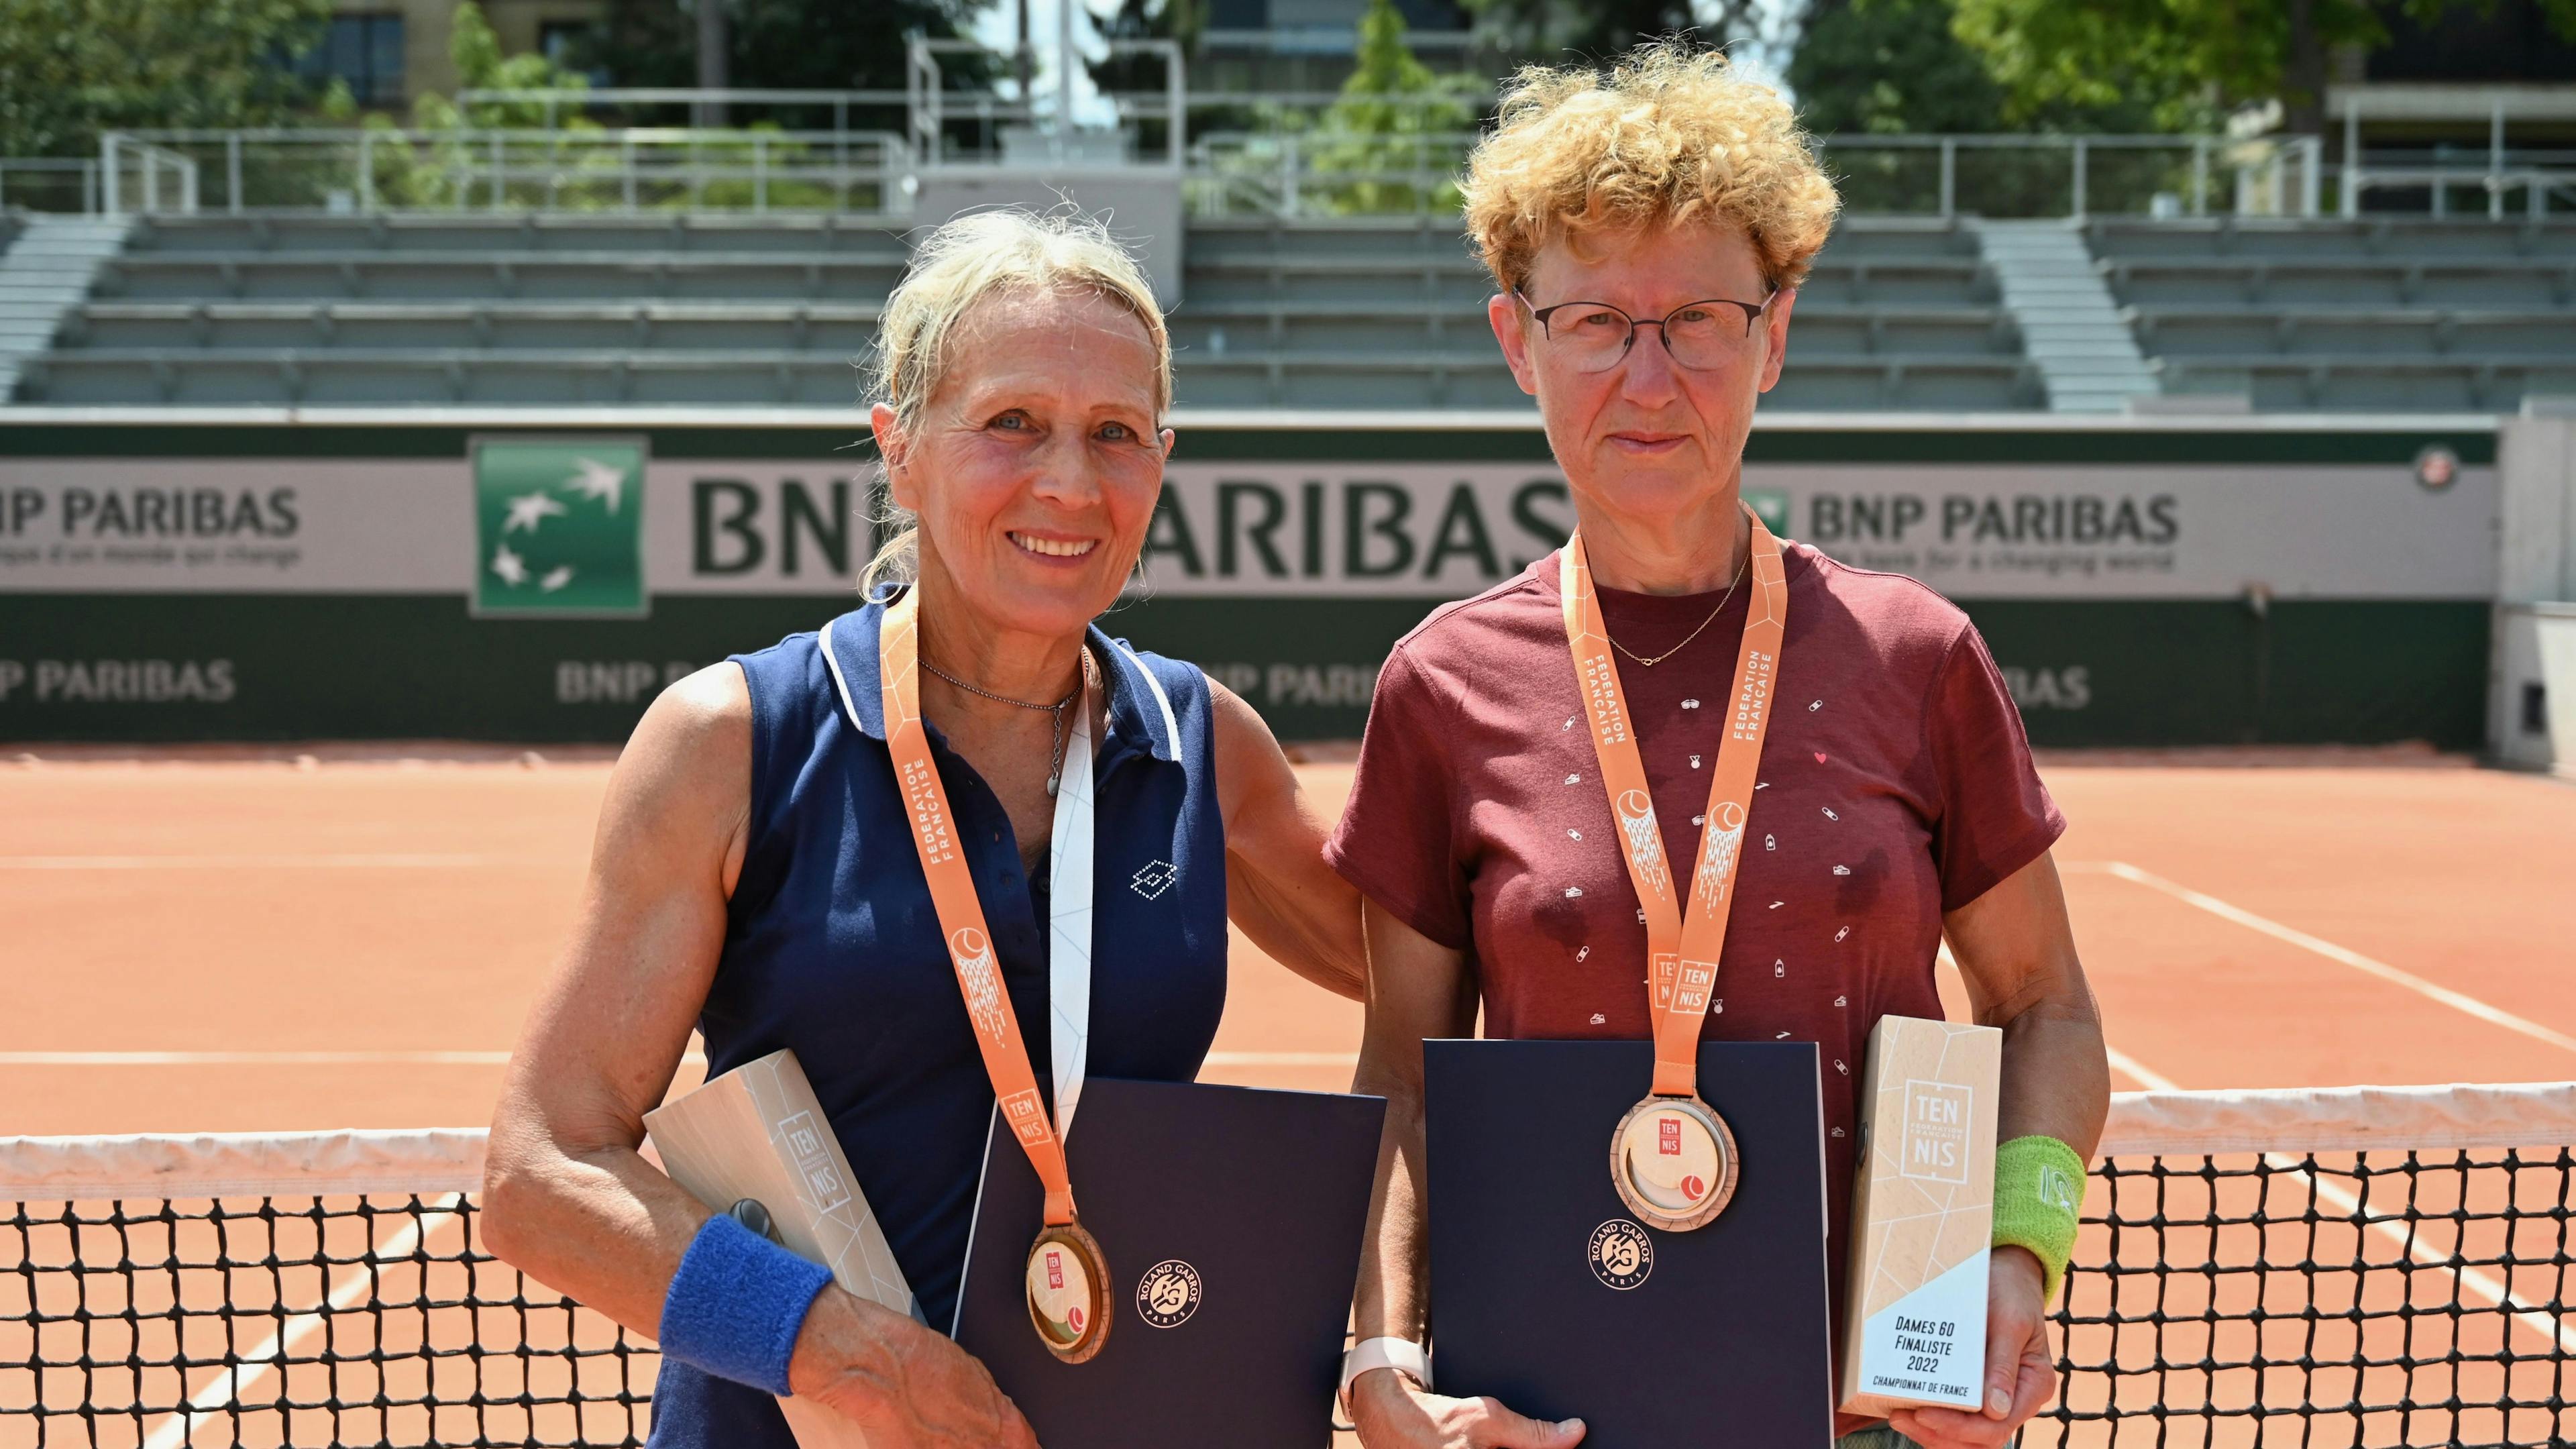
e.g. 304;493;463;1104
788;1290;1040;1449
1885;1248;2056;1449
1348;1369;1585;1449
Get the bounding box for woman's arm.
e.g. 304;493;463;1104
1890;849;2107;1449
1208;678;1367;1000
481;665;1034;1448
1346;902;1586;1449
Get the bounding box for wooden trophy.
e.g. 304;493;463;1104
645;1049;918;1449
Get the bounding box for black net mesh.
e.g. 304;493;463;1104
1;1189;653;1447
2033;1144;2576;1448
6;1133;2572;1446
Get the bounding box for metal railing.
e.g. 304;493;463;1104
89;127;909;216
2346;162;2576;220
8;126;2564;221
100;136;199;215
1187;131;2339;221
906;36;1186;168
0;158;101;214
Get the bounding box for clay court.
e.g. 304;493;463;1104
5;749;2572;1134
5;748;2573;1447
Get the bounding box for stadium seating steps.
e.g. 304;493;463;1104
4;210;2571;411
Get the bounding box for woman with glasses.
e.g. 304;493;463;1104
1330;42;2108;1449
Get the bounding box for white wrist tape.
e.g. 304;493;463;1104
1339;1336;1433;1411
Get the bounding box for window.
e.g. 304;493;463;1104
297;15;406;108
538;21;608;85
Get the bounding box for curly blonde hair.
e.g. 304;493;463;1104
1462;40;1840;294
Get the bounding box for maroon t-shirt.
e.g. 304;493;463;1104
1326;541;2063;1426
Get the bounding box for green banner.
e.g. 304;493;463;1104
0;414;2502;749
0;594;2489;749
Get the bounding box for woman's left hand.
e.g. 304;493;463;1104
1884;1247;2056;1449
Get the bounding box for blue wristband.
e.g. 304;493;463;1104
659;1212;835;1395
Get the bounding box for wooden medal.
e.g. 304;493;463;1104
1024;1220;1114;1363
874;586;1115;1360
1561;508;1788;1236
1609;1093;1739;1232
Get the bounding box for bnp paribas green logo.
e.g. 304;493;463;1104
1743;487;1791;537
472;437;647;616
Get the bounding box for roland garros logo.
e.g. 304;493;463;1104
1134;1259;1202;1328
949;926;1006;1036
1588;1220;1654;1291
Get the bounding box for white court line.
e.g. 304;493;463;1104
2102;1044;2576;1358
0;1050;708;1067
5;1049;1350;1070
2086;859;2576;1058
142;1193;470;1449
0;853;558;870
1202;1051;1357;1068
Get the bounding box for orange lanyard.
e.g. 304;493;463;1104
879;585;1083;1228
1560;507;1788;1099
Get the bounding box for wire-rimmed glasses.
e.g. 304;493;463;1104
1515;290;1780;372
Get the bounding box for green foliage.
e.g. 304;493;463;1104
0;0;332;157
592;0;994;95
1946;0;2576;133
1456;0;1693;64
1305;0;1481;214
362;2;603;210
1787;0;2010;135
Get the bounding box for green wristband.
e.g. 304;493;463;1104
1992;1134;2086;1302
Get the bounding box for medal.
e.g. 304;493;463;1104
875;586;1112;1362
1560;505;1788;1232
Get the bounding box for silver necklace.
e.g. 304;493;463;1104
1606;548;1750;669
920;649;1093;796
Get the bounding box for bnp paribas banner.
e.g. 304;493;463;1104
0;423;2502;747
0;451;2500;602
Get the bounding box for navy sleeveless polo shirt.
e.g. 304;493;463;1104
646;595;1228;1446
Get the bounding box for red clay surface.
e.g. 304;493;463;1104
5;752;2570;1132
4;751;2573;1446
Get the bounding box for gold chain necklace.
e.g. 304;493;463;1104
1605;549;1751;668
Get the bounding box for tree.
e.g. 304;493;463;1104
1788;0;2176;133
364;3;606;209
1307;0;1481;213
1947;0;2576;138
0;0;332;158
1787;0;2010;135
591;0;994;97
1456;0;1703;64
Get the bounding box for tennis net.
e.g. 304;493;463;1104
4;1083;2571;1447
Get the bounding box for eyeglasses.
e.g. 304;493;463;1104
1514;290;1780;373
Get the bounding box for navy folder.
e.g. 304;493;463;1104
1426;1039;1835;1448
953;1077;1387;1448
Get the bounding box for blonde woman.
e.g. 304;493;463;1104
1332;44;2108;1449
480;210;1366;1448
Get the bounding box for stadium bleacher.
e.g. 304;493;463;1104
2091;216;2576;411
19;213;908;407
7;211;2044;411
9;208;2575;411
